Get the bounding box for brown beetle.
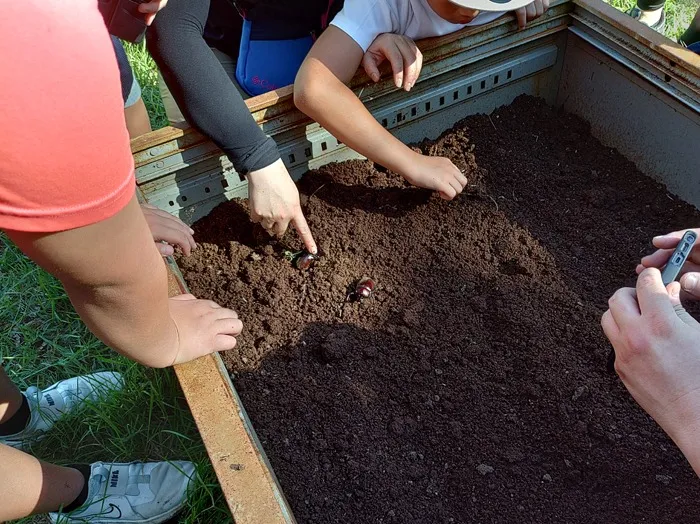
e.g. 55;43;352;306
295;251;319;271
347;277;375;301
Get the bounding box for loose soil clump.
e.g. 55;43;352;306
181;96;700;523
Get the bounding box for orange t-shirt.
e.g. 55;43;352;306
0;0;135;233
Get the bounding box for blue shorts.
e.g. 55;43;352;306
688;41;700;55
235;18;314;97
234;0;344;97
111;36;142;107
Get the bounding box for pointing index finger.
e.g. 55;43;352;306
292;210;317;254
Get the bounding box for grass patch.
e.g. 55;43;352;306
605;0;697;40
123;40;168;130
1;236;228;523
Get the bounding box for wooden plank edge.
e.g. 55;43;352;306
573;0;700;75
136;185;295;522
165;258;296;524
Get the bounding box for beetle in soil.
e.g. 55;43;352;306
348;277;375;301
295;251;319;271
607;230;698;372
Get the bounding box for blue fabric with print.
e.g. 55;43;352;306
235;19;314;96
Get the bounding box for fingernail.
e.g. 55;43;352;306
653;234;668;241
372;73;379;81
189;228;195;234
683;274;698;291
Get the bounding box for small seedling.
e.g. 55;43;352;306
283;249;303;262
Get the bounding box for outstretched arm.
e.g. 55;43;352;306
148;0;316;251
294;26;467;200
8;196;242;368
0;0;241;368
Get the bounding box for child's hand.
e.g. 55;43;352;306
138;0;168;26
362;34;423;92
140;203;196;257
402;153;468;200
637;228;700;300
168;294;243;365
247;159;317;254
515;0;549;29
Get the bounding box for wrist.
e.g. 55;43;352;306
388;148;422;180
130;317;179;368
246;158;284;183
667;414;700;476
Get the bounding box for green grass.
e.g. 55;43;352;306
1;235;228;523
122;40;168;130
604;0;697;40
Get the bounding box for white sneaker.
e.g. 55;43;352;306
0;372;123;450
50;461;196;524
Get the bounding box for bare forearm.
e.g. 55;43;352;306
295;59;415;175
9;197;179;368
64;249;178;368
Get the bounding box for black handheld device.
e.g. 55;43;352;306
607;230;698;372
98;0;150;44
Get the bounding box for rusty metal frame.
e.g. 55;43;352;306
131;2;700;520
166;260;296;524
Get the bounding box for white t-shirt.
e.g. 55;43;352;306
330;0;505;52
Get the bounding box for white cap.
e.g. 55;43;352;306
450;0;534;12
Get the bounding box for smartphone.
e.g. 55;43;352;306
608;230;697;372
98;0;150;44
660;230;698;286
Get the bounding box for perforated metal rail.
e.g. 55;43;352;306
135;4;572;224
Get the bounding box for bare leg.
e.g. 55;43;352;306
0;370;85;520
0;443;85;520
0;366;23;422
124;97;153;139
679;7;700;46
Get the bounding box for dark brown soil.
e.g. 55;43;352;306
181;96;700;524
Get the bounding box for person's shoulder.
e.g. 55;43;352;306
331;0;398;50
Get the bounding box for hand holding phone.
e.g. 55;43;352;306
660;230;698;285
98;0;150;43
607;230;698;372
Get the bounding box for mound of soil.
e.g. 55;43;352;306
180;96;700;523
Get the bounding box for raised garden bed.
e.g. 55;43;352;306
179;96;700;523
